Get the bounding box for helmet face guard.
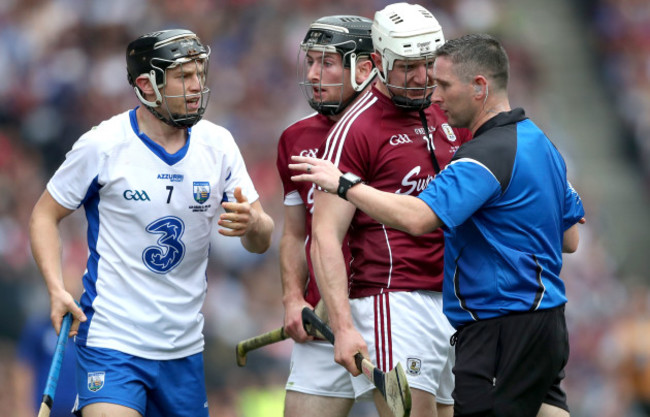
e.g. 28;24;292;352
150;55;211;128
372;3;445;111
381;50;436;111
127;29;211;128
298;42;368;116
297;16;377;116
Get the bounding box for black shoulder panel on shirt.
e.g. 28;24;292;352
451;123;517;194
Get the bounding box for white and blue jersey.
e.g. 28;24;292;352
418;108;585;329
47;108;259;359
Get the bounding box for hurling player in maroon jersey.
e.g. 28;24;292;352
305;4;471;417
275;15;378;417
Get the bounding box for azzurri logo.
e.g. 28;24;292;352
157;173;184;182
123;190;150;201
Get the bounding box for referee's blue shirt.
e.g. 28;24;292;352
419;108;585;329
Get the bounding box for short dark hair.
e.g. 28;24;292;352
434;33;509;91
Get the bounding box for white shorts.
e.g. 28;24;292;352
286;339;361;399
350;291;455;404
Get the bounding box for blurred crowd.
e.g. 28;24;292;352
574;0;650;190
0;0;648;416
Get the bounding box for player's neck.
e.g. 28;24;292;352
375;81;391;99
136;106;188;154
329;84;373;122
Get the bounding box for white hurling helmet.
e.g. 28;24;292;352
371;3;445;110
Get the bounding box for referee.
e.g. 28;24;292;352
290;33;585;417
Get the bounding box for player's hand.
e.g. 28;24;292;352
284;299;314;343
333;327;369;376
290;155;342;194
50;288;86;337
219;187;258;237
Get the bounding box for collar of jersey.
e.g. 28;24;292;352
474;107;526;138
129;108;190;166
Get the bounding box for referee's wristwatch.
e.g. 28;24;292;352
337;172;363;200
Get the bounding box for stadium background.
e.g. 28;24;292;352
0;0;648;416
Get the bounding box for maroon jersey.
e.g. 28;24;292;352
276;112;352;307
320;86;472;298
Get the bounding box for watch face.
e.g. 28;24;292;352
343;172;361;184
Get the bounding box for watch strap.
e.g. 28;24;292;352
337;173;362;200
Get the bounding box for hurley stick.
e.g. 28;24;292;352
235;300;327;367
301;307;412;417
38;312;73;417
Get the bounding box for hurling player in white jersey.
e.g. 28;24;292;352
277;15;377;417
29;29;273;417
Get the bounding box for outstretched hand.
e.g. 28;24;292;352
289;155;342;193
219;187;258;237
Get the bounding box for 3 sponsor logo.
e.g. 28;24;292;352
142;216;185;274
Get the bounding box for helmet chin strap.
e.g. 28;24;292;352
417;107;441;174
143;104;201;129
310;90;361;116
377;49;436;112
390;92;432;111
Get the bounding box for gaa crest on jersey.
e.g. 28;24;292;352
406;357;422;376
193;181;210;204
87;371;105;392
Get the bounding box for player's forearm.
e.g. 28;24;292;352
279;233;309;306
346;183;441;235
29;205;66;297
310;237;354;334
